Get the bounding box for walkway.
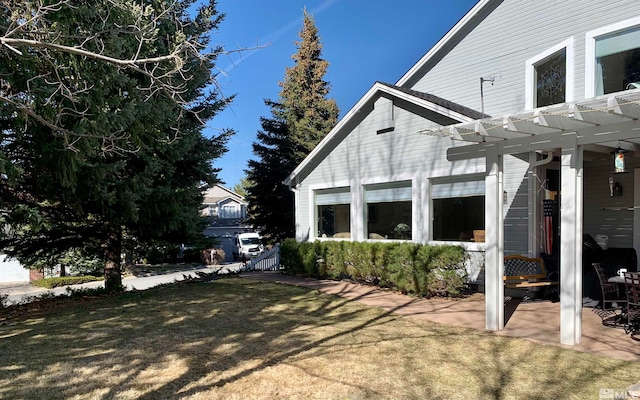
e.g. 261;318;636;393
242;271;640;362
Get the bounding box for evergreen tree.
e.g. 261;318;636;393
0;0;232;291
232;177;253;198
246;10;338;241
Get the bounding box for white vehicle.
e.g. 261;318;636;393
232;232;264;261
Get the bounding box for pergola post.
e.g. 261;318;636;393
560;133;583;345
485;143;504;331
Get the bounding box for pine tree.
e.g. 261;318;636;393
0;0;232;291
246;10;339;241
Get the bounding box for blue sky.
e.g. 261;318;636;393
209;0;478;189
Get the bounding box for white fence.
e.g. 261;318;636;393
244;244;280;271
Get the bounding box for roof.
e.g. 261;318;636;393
284;82;485;186
202;184;247;205
283;1;496;187
378;83;488;120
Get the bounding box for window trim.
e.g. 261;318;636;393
525;37;574;110
429;174;485;242
585;16;640;98
311;185;352;240
363;181;413;241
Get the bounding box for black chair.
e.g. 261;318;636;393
624;272;640;340
593;263;627;327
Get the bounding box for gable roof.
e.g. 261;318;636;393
284;81;485;186
202;184;247;205
284;1;497;187
378;83;487;120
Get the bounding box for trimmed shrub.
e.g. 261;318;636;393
281;239;468;297
280;238;304;275
322;241;346;279
32;275;102;289
386;243;422;294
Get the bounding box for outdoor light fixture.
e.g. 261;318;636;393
612;147;627;173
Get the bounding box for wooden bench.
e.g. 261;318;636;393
504;255;559;289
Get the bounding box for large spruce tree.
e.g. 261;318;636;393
0;0;232;291
246;10;339;241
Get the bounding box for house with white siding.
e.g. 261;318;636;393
284;0;640;345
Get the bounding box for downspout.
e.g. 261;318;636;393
528;151;554;171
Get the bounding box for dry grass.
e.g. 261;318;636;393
0;277;637;399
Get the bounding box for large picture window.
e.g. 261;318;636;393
365;182;412;240
431;178;484;242
594;25;640;95
316;188;350;239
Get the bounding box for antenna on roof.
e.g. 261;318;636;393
480;72;501;117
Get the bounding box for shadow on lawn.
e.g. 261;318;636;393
0;275;635;399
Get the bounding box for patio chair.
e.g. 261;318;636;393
624;271;640;341
592;263;627;327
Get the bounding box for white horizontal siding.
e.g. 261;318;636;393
295;0;640;256
583;154;638;248
410;0;640;118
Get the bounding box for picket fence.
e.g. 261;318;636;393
244;244;280;271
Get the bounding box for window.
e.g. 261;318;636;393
525;38;573;109
535;50;566;107
220;204;239;218
316;187;350;238
431;177;484;242
365;182;412;240
594;25;640;95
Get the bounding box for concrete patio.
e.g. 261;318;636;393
243;271;640;362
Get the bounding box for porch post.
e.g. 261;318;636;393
351;181;363;241
485;143;505;331
560;133;583;345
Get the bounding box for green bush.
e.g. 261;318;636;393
280;239;305;275
386;243;421;294
323;241;346;279
32;275;103;289
281;240;468;297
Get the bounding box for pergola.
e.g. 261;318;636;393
423;90;640;345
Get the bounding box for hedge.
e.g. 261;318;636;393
32;275;102;289
279;239;469;297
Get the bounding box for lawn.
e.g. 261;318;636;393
0;277;637;399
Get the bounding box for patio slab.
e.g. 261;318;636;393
242;271;640;362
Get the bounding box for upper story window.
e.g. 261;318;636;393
595;27;640;95
586;17;640;98
525;38;574;109
535;50;566;107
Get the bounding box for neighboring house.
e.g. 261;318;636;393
0;254;29;283
201;184;252;261
201;184;248;225
284;0;640;345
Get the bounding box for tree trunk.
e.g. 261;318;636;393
103;224;123;292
